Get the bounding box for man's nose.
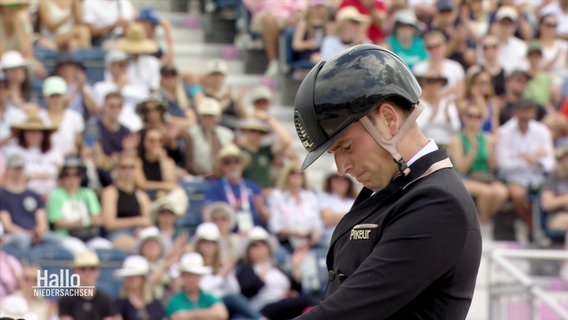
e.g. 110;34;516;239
334;153;352;177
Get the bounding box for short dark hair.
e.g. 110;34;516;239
104;91;123;103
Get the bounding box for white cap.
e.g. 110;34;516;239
197;97;222;116
105;49;129;65
1;50;27;70
178;253;211;275
496;6;518;21
43;76;67;96
206;59;228;75
195;222;220;241
395;9;418;27
115;255;150;277
250;86;273;102
138;226;160;242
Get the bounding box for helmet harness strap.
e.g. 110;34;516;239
359;103;425;176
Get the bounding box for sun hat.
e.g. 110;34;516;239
178;253;212;275
496;6;518;22
242;226;278;256
195;222;221;242
73;250;100;268
215;143;250;167
105;49;129;66
202;201;237;230
196;97;222;116
250;85;273;102
10;112;55;136
115;255;150;277
135;93;168;116
239;117;272;133
336;6;370;24
0;295;38;320
43;76;68;96
394;9;418;27
0;50;27;70
116;22;159;54
206;59;228;75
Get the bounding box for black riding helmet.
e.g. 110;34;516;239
294;44;422;170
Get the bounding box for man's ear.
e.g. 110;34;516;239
373;102;399;140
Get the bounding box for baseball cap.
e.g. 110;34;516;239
250;86;273;102
73;250;100;268
496;6;518;21
506;68;532;80
527;41;543;55
394;9;418;27
42;76;67;96
195;222;220;241
6;152;25;168
138;7;160;26
206;59;228;75
197;97;222;116
436;0;454;11
105;49;129;66
336;6;369;24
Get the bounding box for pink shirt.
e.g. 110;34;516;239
243;0;307;19
0;250;23;298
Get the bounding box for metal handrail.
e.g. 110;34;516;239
489;248;568;320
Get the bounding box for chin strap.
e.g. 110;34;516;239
359;103;425;176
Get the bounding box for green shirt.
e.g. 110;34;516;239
459;132;491;174
46;187;101;236
242;145;274;188
166;290;222;318
385;36;428;69
524;72;552;107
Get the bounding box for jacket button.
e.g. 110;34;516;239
338;273;346;283
328;270;335;281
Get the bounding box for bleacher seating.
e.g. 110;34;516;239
280;27;315;74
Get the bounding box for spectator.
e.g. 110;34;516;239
92;91;136;187
158;65;195;131
536;13;568;85
0;294;41;320
58;250;120;320
82;0;135;46
52;54;98;119
100;151;152;252
1;51;35;110
320;6;370;60
187;98;235;177
337;0;387;44
415;71;460;148
192;222;262;320
243;0;307;77
0;70;26;152
200;59;248;130
539;0;568;41
134;127;179;199
489;1;535;41
525;41;558;109
46;157;108;250
8;112;63;197
116;22;161;92
291;0;330;65
384;9;428;69
318;173;357;247
413;29;466;99
204;144;268;233
136;7;175;65
238;117;289;191
498;69;547;126
37;0;91;51
541;144;568;233
0;223;23;299
460;0;491;42
447;103;509;234
135;94;193;174
490;6;528;74
39;76;84;156
93;49;148;132
496;99;556;229
152;197;183;242
461;66;500;134
236;226;317;319
0;152;61;260
166;252;229;320
115;255;165;320
9;264;57;319
202;202;241;265
0;0;34;59
477;33;506;97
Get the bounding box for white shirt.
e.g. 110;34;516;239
416;96;461;146
188;126;234;173
541;2;568;36
541;39;568;82
39;109;84;155
0;105;27;153
496;117;556;187
5;146;64;196
200;272;240;298
250;263;290;311
318;192;354;246
412;59;465;90
498;36;528;73
82;0;135;36
93;80;148;132
127;55;161;91
321;36;353;61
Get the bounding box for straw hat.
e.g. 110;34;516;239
73;250;100;268
196;97;222;116
116;22;158;54
178;253;212;275
11;112;55;137
239;117;271;134
115;255;150;277
214;143;250;170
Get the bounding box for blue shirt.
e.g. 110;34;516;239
0;188;44;230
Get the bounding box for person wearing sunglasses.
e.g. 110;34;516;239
535;14;568;84
487;6;528;75
460;66;500;134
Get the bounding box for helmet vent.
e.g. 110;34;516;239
294;110;315;151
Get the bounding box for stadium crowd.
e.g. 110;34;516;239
2;0;568;319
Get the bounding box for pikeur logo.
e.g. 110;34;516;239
350;229;371;240
33;269;95;297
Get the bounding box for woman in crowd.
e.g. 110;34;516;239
537;13;568;85
101;151;152;252
12;265;57;319
1;51;34;109
202;201;241;264
447;103;509;236
135;126;179;200
478;33;506;96
115;255;165;320
320;6;369;60
292;0;330;65
158;65;195;131
193;222;261;320
37;0;91;50
9;112;63;197
318;173;357;247
384;9;427;69
460;66;500;134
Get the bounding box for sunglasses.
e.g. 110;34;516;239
143;107;161;113
482;44;498;50
426;43;443;51
542;22;558;28
212;216;229;221
77;266;98;272
222;158;241;165
120;165;135;170
62;172;81;178
465;112;483;120
249;241;266;248
161;72;177;78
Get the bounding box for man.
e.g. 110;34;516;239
58;250;120;320
294;44;481;319
82;0;135;46
496;99;555;230
498;69;547;125
488;6;528;74
167;252;229;320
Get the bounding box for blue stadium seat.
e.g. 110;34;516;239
72;47;106;85
530;194;565;246
95;247;127;299
177;179;212;236
281;27;315;72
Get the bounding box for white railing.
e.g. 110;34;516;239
488;248;568;319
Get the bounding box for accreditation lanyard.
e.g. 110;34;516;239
222;178;251;212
